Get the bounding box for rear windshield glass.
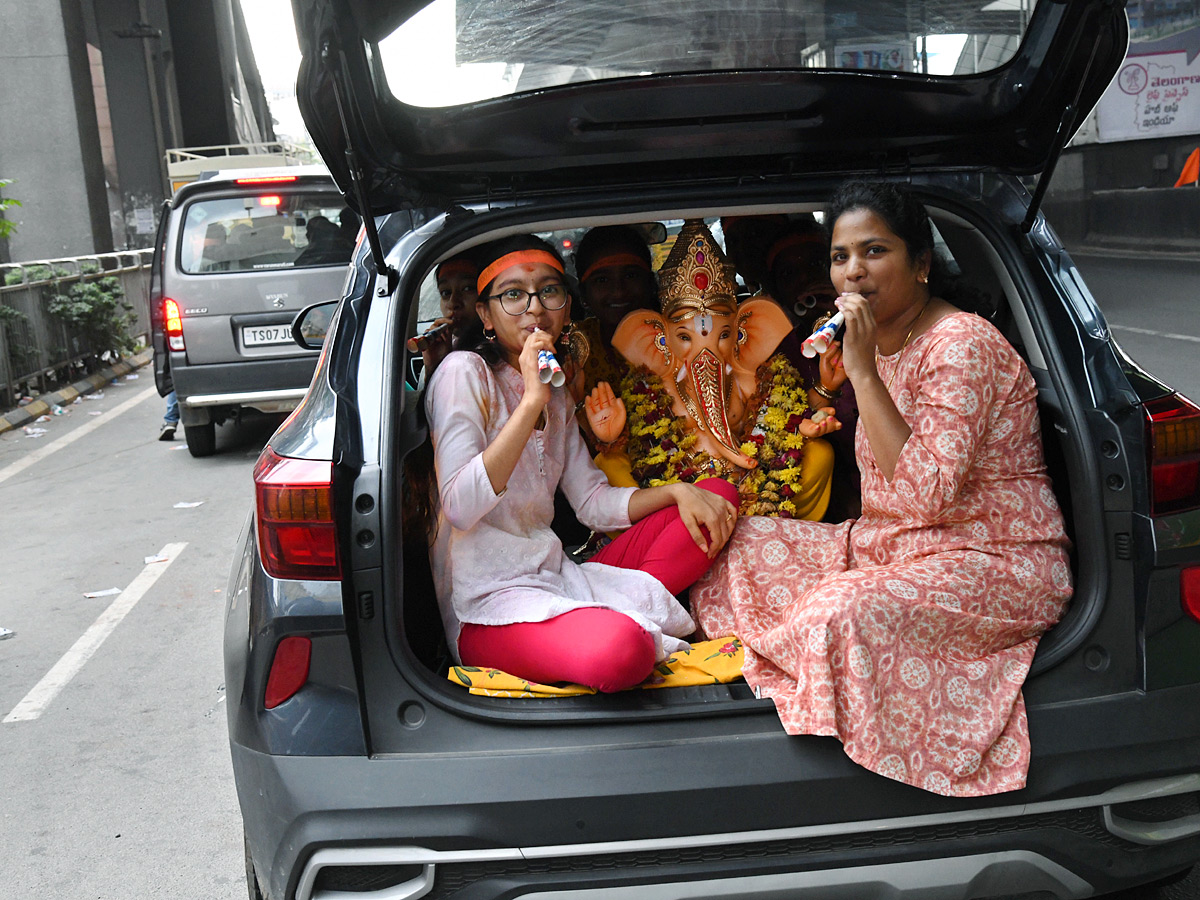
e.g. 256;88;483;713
178;191;358;274
379;0;1041;108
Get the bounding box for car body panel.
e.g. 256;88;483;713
226;3;1200;898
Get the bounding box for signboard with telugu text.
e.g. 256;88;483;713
1094;25;1200;142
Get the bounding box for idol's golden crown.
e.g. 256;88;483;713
658;219;738;322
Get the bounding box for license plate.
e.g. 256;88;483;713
242;325;293;347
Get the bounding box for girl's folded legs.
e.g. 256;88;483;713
458;608;656;693
588;477;739;594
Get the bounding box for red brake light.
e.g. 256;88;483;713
235;175;299;185
1145;393;1200;516
254;448;341;580
258;195;282;207
264;636;311;709
1182;567;1200;623
163;298;184;351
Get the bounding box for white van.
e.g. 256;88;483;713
150;165;357;456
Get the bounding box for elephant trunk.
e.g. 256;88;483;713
686;349;757;469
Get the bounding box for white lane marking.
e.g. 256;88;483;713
3;542;188;723
0;386;157;486
1111;324;1200;344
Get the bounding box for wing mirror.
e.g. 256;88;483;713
292;300;337;350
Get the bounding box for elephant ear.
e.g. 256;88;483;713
613;310;671;376
732;298;794;376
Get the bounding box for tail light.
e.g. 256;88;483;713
164;298;184;351
264;636;311;708
254;448;340;580
1182;567;1200;624
1144;393;1200;516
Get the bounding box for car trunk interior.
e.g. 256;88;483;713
390;197;1100;714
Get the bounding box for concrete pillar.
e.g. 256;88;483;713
0;0;104;260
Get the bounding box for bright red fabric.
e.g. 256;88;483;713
459;478;738;692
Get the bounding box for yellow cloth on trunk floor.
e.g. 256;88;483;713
447;636;745;698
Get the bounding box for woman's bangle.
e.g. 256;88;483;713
812;382;841;401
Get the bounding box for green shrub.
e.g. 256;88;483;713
46;276;137;357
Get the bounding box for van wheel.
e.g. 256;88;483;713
184;422;216;457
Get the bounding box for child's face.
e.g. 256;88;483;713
476;262;570;359
437;269;480;329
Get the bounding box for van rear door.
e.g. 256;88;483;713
169;179;355;367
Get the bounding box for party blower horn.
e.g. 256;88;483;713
538;349;566;387
801;311;844;358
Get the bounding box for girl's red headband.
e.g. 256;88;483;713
477;250;565;295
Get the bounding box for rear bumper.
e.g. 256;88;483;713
233;735;1200;900
171;355;317;418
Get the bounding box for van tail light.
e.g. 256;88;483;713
164;298;185;351
264;636;311;708
1145;393;1200;517
254;448;341;580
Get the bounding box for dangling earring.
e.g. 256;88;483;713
917;272;928;284
561;322;590;369
654;331;672;367
483;327;496;343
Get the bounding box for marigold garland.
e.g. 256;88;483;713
620;354;811;517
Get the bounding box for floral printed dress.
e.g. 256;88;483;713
690;313;1072;797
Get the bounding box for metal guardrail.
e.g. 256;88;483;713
0;250;153;408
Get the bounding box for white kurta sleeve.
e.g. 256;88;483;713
558;404;635;533
425;353;505;533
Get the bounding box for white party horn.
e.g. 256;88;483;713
802;310;845;358
538;349;566;387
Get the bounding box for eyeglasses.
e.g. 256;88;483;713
487;283;569;315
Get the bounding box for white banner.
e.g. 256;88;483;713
1096;50;1200;142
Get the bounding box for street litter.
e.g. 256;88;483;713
144;554;170;564
17;396;33;406
83;392;104;400
88;411;103;416
83;587;121;598
174;501;204;508
0;627;14;640
23;426;47;437
124;374;139;380
51;405;66;415
72;397;82;405
34;415;51;423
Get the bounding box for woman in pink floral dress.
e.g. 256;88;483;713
691;182;1072;797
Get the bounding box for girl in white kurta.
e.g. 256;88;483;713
425;236;739;692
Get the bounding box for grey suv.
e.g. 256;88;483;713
224;2;1200;899
151;165;356;456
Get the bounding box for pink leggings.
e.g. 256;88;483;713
458;478;738;692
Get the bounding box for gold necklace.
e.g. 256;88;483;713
880;299;930;393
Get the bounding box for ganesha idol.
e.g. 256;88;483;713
585;219;840;520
